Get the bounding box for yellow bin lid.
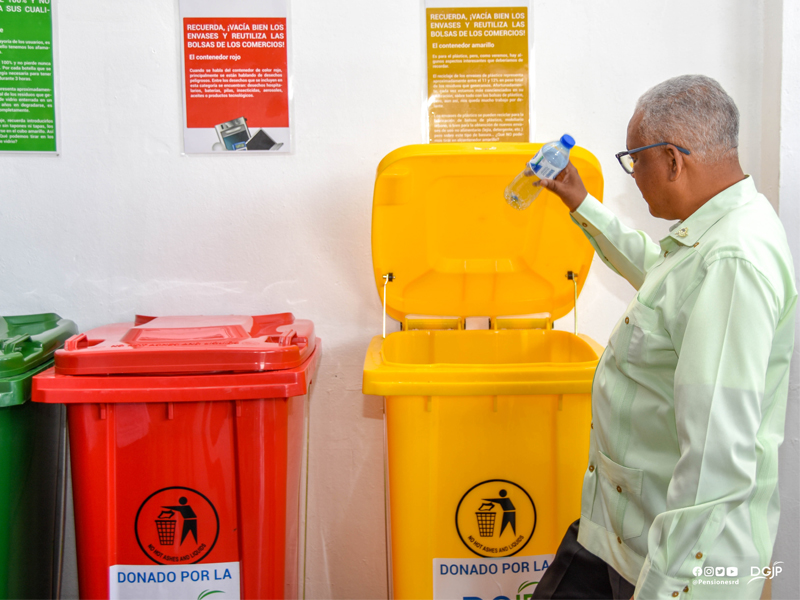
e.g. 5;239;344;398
372;142;604;322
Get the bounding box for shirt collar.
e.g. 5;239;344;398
664;175;757;246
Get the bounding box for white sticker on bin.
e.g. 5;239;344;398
433;555;554;600
110;562;240;600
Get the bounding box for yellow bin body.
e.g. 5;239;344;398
363;143;604;600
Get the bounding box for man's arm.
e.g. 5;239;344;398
634;257;782;598
538;162;661;290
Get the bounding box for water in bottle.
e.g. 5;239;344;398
504;134;576;210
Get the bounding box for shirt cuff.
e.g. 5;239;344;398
635;555;691;600
569;194;615;240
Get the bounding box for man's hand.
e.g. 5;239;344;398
535;161;589;212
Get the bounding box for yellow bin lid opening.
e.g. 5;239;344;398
372;143;604;323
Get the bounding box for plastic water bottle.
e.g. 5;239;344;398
504;134;576;210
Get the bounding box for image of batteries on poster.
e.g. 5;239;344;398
0;0;57;153
423;0;531;143
179;0;291;154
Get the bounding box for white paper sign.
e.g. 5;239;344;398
110;562;240;600
433;554;554;600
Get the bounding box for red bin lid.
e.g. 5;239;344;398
54;313;315;375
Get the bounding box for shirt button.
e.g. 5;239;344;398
672;593;679;598
616;485;622;493
591;422;594;429
684;586;690;593
664;250;669;257
625;317;629;324
696;552;703;559
617;536;622;544
582;222;588;228
693;242;699;248
589;465;595;472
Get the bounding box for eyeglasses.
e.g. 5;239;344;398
615;142;691;174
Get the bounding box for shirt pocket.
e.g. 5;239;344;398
616;295;663;372
596;450;645;540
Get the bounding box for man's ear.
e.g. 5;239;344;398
665;145;684;182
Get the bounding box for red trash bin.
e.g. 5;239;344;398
32;313;319;600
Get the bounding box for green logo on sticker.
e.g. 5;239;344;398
516;580;538;600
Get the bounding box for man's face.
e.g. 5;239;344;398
626;112;680;220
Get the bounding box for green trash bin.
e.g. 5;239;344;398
0;314;77;599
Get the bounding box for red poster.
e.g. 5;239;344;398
180;9;291;154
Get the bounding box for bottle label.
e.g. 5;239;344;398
528;151;563;180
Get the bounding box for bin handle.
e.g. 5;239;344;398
1;334;31;354
64;333;87;352
279;329;296;347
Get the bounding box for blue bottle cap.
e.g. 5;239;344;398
560;134;576;149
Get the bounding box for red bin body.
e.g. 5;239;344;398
33;314;319;600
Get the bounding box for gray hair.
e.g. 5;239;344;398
635;75;739;164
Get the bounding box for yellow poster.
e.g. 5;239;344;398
425;3;530;143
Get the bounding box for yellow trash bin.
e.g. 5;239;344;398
363;143;605;600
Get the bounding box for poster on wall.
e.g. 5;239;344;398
0;0;57;153
423;0;531;143
179;0;291;154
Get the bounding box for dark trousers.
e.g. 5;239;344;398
532;520;636;600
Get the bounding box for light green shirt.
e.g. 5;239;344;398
571;176;797;600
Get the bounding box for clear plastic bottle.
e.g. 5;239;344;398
504;134;576;210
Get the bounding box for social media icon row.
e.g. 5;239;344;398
692;566;738;577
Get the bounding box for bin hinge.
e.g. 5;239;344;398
382;273;395;339
404;315;464;330
567;271;578;335
491;314;551;330
1;334;31;354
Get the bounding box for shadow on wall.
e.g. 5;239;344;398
304;335;390;600
303;165;385;322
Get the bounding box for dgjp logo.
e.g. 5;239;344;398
749;562;783;584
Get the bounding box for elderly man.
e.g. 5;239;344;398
532;75;797;600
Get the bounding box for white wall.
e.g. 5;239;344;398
1;1;793;598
